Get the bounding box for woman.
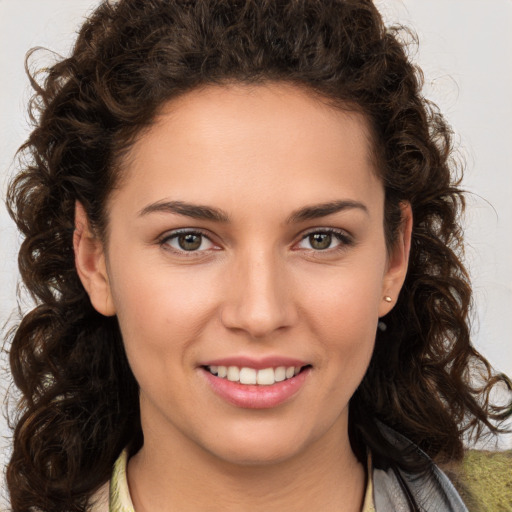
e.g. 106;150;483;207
5;0;511;511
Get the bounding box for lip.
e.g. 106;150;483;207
200;356;308;370
200;363;311;409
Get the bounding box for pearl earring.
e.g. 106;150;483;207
384;296;392;303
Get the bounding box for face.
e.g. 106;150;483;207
75;83;410;466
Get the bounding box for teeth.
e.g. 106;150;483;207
256;367;274;386
227;366;240;382
274;366;286;382
208;365;302;385
239;367;257;385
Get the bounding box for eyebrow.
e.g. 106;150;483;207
138;200;229;222
286;200;369;223
138;199;368;223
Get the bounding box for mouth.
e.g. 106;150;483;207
203;364;310;386
200;361;312;408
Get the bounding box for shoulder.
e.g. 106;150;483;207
372;423;469;511
445;450;512;512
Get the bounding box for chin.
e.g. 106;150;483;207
200;422;318;467
210;442;303;467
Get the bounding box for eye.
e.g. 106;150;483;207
161;230;216;253
296;229;352;251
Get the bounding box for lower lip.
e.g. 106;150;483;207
201;368;311;409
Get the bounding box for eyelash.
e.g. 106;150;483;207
296;228;354;253
158;227;354;256
159;228;218;257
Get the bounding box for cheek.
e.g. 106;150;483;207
111;253;211;322
300;260;386;330
107;255;222;369
297;257;385;373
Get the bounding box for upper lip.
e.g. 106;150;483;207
200;356;309;370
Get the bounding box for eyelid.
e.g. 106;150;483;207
294;227;354;250
158;228;220;254
156;226;353;255
299;226;352;238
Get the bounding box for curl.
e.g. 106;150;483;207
5;1;510;509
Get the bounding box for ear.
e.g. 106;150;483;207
73;202;116;316
379;202;413;317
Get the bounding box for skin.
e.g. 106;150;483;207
75;83;412;511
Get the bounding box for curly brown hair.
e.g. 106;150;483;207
5;0;511;510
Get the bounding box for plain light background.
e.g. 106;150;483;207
1;0;511;502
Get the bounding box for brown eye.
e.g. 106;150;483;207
308;233;332;250
178;233;202;251
162;231;215;253
296;229;352;252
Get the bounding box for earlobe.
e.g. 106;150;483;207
379;202;413;317
73;202;116;316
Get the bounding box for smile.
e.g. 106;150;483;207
206;365;302;386
201;360;312;409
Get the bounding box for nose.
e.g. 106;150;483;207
220;248;298;339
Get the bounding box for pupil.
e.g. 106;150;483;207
310;233;331;250
179;233;202;251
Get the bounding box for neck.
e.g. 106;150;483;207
127;417;366;512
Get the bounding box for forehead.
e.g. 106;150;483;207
111;82;382;218
155;82;375;161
